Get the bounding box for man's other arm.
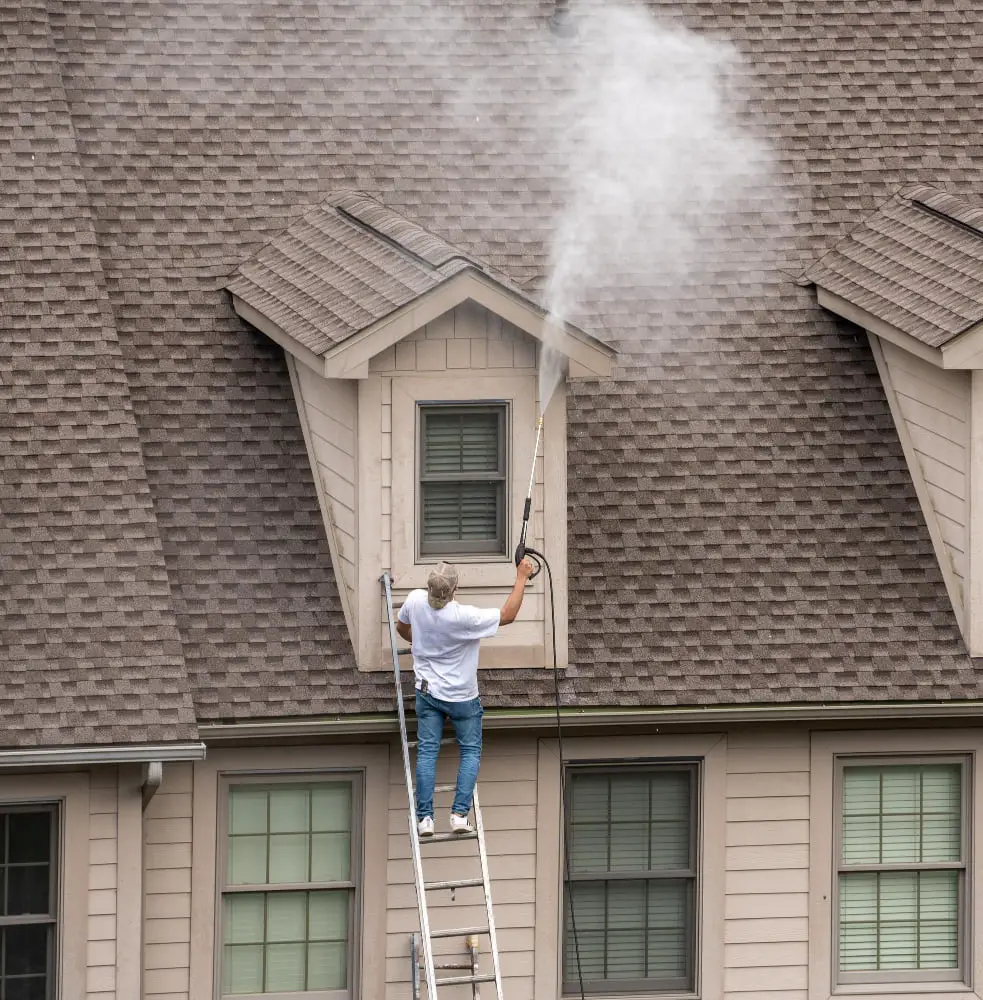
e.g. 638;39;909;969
396;597;412;643
499;558;535;626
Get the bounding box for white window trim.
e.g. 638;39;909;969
189;745;389;1000
809;729;983;1000
390;373;537;588
535;733;727;1000
0;772;89;1000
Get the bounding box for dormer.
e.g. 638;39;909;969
226;193;614;670
805;184;983;652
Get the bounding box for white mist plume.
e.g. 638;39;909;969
538;7;770;412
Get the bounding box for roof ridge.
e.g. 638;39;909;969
903;185;983;241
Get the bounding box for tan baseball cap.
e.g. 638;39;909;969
427;562;459;609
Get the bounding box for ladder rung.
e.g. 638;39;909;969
397;648;411;656
436;972;496;987
430;925;489;939
433;783;457;793
420;831;478;843
405;738;456;749
425;876;484;891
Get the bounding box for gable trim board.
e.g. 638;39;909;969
868;335;968;635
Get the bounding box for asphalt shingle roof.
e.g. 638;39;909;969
4;0;983;727
226;193;482;354
805;185;983;348
0;1;197;746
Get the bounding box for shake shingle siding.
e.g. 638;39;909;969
4;0;978;724
0;1;196;744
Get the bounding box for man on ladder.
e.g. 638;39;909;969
396;558;536;837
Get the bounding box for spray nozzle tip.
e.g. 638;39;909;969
536;415;544;428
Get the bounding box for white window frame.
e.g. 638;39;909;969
833;755;970;987
390;374;536;589
809;730;983;1000
535;734;727;1000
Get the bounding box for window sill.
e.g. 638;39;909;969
831;984;977;999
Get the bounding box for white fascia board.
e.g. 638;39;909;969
816;288;945;367
941;320;983;369
0;742;207;769
320;269;615;379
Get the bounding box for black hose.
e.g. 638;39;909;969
538;550;586;1000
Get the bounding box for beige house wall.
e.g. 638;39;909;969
872;336;970;630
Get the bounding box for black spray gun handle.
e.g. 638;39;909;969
514;497;543;579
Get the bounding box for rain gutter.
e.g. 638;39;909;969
0;742;207;769
199;701;983;742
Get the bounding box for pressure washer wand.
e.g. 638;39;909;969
514;415;545;578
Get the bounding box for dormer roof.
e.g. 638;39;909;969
805;185;983;357
225;192;614;379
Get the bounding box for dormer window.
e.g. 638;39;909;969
418;402;509;558
226;190;614;670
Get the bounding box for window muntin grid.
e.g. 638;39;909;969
220;780;358;998
562;764;698;996
836;759;968;985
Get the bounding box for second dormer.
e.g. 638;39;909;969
806;184;983;653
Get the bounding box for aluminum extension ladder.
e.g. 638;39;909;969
381;573;505;1000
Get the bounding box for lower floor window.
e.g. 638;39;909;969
0;806;57;1000
220;778;358;997
563;764;698;995
837;759;967;983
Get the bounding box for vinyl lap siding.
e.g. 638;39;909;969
385;736;538;1000
724;730;810;1000
293;363;359;609
880;340;970;592
143;762;194;1000
88;767;119;999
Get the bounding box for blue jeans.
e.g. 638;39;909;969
414;691;483;820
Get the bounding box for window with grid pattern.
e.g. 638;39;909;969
563;765;697;995
0;807;56;1000
220;780;358;998
418;403;507;557
837;760;967;984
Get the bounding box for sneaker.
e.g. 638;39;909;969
449;812;473;834
417;816;435;837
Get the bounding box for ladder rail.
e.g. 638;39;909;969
473;786;505;1000
381;572;439;1000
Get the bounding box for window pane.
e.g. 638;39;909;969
5;924;49;975
269;788;310;834
422;482;500;544
224;894;264;944
309;891;349;941
842;764;962;866
223;944;264;994
308;941;348;990
5;978;47;1000
228;836;267;886
647;879;690;979
311;832;350;882
267;892;307;943
605;880;646;978
268;834;309;884
266;943;306;992
424;411;501;475
839;870;959;972
312;784;352;832
229;788;268;836
7;814;50;865
7;865;49;915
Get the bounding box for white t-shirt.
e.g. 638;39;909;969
397;589;501;702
